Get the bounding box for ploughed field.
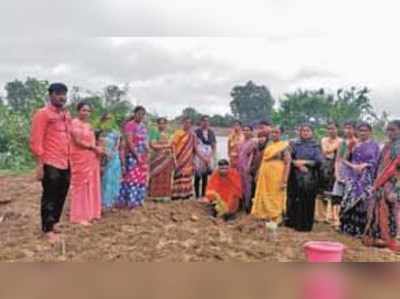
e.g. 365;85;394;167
1;172;399;262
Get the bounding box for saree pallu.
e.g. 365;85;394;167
101;131;122;209
117;120;149;208
364;141;400;243
171;130;195;200
149;149;174;198
205;168;242;217
228;131;244;169
251;141;289;221
237;139;256;212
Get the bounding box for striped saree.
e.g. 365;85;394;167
148;129;175;199
171;129;196;200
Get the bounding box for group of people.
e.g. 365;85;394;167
226;119;400;251
30;82;217;243
30;83;400;252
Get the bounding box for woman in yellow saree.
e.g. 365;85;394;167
251;126;291;224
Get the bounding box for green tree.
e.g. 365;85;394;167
328;87;376;124
68;84;134;127
277;87;376;131
230;81;275;124
104;84;129;107
277;89;331;129
5;77;48;114
180;107;202;124
372;111;390;141
0;104;34;169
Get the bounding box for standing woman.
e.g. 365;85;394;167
171;117;205;200
340;123;380;237
286;124;323;232
97;112;122;210
194;116;217;198
331;122;358;228
70;101;103;226
317;122;343;223
227;120;244;169
117;106;149;209
363;121;400;251
252;126;291;225
237;125;257;213
148;118;175;201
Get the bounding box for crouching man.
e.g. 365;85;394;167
201;159;242;221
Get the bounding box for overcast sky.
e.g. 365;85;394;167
0;0;399;117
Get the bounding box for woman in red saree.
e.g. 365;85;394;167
363;120;400;251
148;118;175;201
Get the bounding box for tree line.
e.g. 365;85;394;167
0;77;389;170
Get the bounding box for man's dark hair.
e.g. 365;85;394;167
218;159;230;167
48;83;68;95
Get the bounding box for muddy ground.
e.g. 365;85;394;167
1;173;399;262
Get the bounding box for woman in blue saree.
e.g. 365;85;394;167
96;113;122;210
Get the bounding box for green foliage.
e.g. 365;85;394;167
277;89;331;129
0;76;390;170
67;85;134;128
5;78;48;114
230;81;275;124
276;87;378;138
175;107;235;128
0;104;35;169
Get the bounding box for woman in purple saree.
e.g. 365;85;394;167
340;123;380;237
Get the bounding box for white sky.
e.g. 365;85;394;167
0;0;399;117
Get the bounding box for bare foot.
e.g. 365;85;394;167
45;232;60;244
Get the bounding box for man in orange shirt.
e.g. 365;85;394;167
30;83;71;243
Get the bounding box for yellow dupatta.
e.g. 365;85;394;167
263;141;289;161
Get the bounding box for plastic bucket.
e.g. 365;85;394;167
304;241;345;263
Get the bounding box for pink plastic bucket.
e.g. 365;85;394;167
304;241;345;263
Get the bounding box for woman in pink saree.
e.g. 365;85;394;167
69;101;103;226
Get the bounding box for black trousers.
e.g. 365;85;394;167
194;174;208;198
41;165;70;233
